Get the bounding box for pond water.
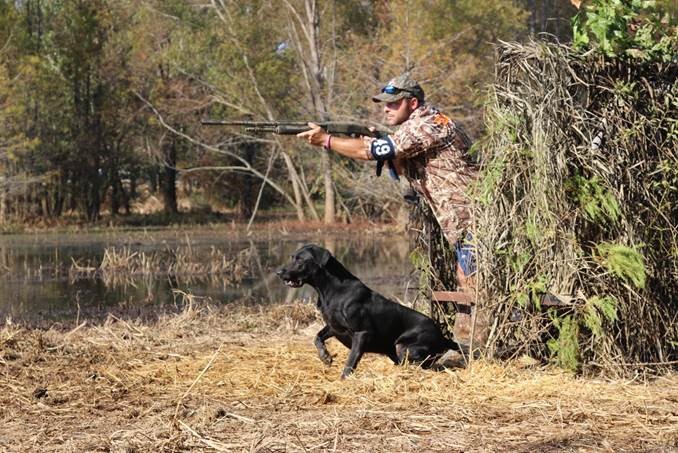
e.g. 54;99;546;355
0;228;419;326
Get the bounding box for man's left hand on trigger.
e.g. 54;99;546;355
296;122;326;147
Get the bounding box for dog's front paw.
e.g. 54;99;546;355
319;352;333;366
340;367;354;379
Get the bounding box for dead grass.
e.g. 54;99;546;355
1;301;676;452
68;238;257;287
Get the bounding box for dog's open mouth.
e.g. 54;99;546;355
283;279;303;287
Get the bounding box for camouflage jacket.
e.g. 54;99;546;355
364;105;478;244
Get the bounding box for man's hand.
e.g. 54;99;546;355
296;122;371;161
296;122;327;147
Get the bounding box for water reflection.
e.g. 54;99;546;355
0;230;417;325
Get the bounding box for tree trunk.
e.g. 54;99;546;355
237;141;257;220
68;171;77;213
40;184;49;218
0;185;6;225
85;163;102;222
542;0;550;33
128;175;137;213
282;151;316;221
305;0;334;223
321;150;334;223
161;138;178;214
52;171;64;218
110;169;123;216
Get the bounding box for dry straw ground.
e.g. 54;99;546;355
1;301;676;452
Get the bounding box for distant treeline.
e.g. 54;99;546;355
0;0;672;226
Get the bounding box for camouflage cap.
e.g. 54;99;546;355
372;73;425;103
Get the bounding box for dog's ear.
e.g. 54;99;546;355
308;245;331;266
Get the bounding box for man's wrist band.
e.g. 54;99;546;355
324;134;332;150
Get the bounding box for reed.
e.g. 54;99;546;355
69;238;257;286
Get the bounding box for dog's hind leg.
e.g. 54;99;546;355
394;331;420;364
388;349;400;365
314;325;334;366
341;331;370;379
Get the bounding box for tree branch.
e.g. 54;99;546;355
135;92;296;207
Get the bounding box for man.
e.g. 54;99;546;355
297;73;478;286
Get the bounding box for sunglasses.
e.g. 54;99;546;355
381;85;414;95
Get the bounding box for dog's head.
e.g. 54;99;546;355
276;244;331;288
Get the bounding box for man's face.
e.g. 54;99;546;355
383;97;417;126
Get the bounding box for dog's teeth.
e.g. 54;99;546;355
282;278;301;287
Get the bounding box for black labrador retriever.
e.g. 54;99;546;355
276;244;461;378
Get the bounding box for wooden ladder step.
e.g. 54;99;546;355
432;291;573;307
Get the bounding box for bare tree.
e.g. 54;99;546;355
282;0;336;223
209;0;320;222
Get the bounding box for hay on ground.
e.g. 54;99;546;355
1;300;676;452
